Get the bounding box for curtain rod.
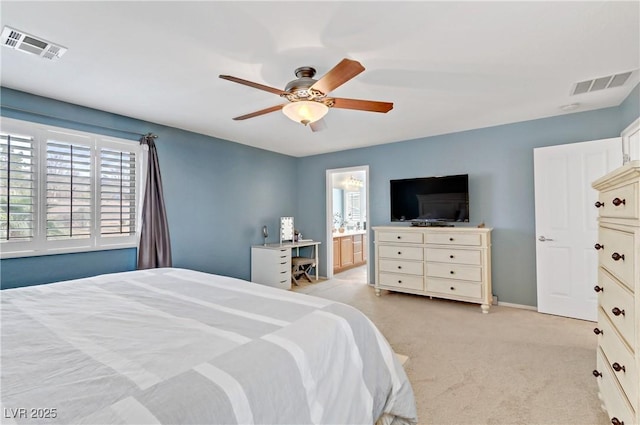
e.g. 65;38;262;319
1;105;155;139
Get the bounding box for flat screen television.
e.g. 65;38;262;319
390;174;469;223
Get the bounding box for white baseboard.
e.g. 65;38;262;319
497;301;537;311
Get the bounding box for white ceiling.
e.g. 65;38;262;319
1;1;638;157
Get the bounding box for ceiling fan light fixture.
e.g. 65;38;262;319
282;101;328;126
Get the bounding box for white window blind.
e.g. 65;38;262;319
0;133;35;241
1;117;143;258
100;148;136;237
346;192;361;222
46;141;92;240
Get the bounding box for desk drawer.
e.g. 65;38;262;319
379;245;423;260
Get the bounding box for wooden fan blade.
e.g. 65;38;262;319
232;104;285;120
310;59;365;95
219;75;285;96
309;118;327;132
332;97;394;113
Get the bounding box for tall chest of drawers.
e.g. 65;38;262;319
592;161;640;425
373;226;492;313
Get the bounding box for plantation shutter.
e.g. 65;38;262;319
0;133;35;241
346;192;361;221
100;148;136;237
46;141;92;240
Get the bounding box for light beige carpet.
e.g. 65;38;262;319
294;266;608;425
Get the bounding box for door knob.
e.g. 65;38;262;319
538;236;554;242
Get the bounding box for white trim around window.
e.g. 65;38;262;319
0;117;146;259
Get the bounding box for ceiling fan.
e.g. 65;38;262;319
219;58;393;132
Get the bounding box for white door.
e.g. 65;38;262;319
534;138;621;321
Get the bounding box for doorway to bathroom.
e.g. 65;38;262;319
325;166;369;284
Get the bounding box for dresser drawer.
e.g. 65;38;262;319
379;245;423;261
378;272;424;291
377;231;423;244
425;232;481;246
598;269;635;348
598;182;639;219
598;309;638;406
379;259;424;276
426;278;482;299
425;248;481;265
598;227;635;288
596;348;636;425
427;263;482;282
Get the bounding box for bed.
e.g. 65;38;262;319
1;268;417;424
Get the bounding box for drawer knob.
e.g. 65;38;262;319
594;243;604;250
593;328;603;335
612;197;626;206
397;236;402;239
397;280;403;284
611;307;625;317
450;270;455;274
398;251;402;255
449;255;455;259
592;369;602;378
594;201;605;208
397;266;402;269
611;418;624;425
450;286;455;291
594;285;604;293
612;362;626;373
611;252;624;261
449;237;454;241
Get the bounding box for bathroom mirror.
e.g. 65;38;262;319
280;217;294;243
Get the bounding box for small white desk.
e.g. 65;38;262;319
251;241;321;290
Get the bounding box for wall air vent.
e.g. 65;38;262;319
1;26;67;60
571;71;633;96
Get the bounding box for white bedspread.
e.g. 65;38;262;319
1;268;417;425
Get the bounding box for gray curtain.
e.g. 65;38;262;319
137;134;172;269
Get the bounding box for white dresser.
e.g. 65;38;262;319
251;245;292;290
373;226;492;313
592;160;639;425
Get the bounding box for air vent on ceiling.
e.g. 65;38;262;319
571;71;633;95
1;26;67;60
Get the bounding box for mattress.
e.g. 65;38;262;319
1;268;417;424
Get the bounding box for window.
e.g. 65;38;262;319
100;148;136;238
345;191;361;222
0;117;144;258
0;133;35;241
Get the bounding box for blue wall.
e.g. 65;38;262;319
1;249;137;289
0;88;297;288
295;86;639;306
2;85;638;307
620;83;640;130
